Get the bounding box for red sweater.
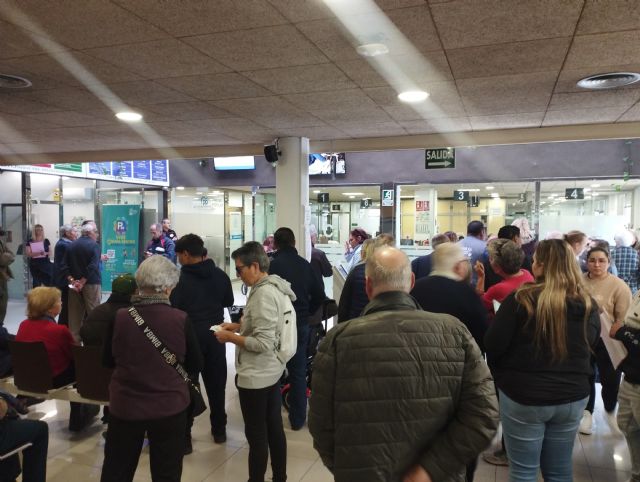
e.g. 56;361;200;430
16;318;74;376
483;270;534;314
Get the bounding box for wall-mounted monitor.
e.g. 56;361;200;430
309;152;346;176
213;156;255;171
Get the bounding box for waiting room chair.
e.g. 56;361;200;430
71;345;112;403
0;443;32;461
8;341;53;394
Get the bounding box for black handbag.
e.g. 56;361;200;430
128;307;207;418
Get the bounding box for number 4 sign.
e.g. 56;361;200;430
565;188;584;200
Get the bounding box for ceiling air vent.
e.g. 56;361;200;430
0;74;32;89
577;72;640;90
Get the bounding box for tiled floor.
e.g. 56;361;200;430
3;293;635;481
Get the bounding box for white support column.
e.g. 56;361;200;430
275;137;310;259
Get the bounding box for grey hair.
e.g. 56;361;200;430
432;243;467;273
614;230;635;248
59;224;74;238
365;246;412;292
81;222;97;235
232;241;270;272
135;255;180;293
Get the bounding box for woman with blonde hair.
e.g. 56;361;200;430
485;239;599;481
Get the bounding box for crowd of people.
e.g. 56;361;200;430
2;218;640;482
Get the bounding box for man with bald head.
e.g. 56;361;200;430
309;247;498;482
145;223;176;264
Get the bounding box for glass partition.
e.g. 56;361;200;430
0;172;24;298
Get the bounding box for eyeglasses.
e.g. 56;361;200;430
235;265;248;274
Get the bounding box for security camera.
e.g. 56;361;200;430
264;141;281;167
198;159;208;168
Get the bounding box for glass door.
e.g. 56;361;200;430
1;204;25;299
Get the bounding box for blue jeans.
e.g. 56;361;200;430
286;322;309;429
499;390;587;482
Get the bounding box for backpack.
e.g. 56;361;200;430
276;295;297;364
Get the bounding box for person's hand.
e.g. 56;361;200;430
214;330;233;343
403;464;432;482
144;251;152;258
474;260;485;277
611;320;624;338
344;241;351;253
220;322;239;332
0;398;8;420
101;254;108;261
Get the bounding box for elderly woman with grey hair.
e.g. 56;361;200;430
52;224;77;326
101;255;203;482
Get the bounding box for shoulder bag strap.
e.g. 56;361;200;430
128;306;193;386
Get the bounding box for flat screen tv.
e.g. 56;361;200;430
213;156;255;171
309;152;345;176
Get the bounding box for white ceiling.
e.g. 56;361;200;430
1;0;640;161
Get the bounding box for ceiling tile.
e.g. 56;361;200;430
265;0;335;23
106;81;195;105
331;121;407;137
384;5;441;52
142;102;233;121
469;112;544;130
457;71;557;116
555;64;640;93
336;50;452;88
0;19;68;59
20;87;109;111
284;88;379;111
0;91;61;114
243;64;357;94
25;110;116;127
211;97;325;128
364;82;466;120
542;107;629;126
185;25;328;71
0;51;144;87
448;38;571;79
83;39;231;79
19;126;108;143
618;102;640;122
298;18;361;61
578;0;640;35
313;106;393;123
549;90;640;111
0;112;62;131
157;73;271;101
188;117;277;141
431;0;583;49
400;117;471;134
1;0;169;49
272;125;349;140
565;31;640;70
113;0;287;37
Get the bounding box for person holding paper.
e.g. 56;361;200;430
25;224;53;288
484;239;600;482
611;293;640;482
580;245;632;435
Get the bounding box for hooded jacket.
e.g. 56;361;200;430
170;258;234;325
236;274;296;389
309;291;499;482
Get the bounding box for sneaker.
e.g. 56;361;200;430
579;410;593;435
482;449;509;466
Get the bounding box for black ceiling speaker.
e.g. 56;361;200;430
264;144;279;164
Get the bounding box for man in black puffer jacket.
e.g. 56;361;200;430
309;247;499;482
170;234;233;450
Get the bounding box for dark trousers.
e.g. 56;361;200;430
194;323;227;435
586;338;621;413
286;322;309;429
101;410;187;482
58;286;69;326
237;381;287;482
29;259;52;288
0;418;49;482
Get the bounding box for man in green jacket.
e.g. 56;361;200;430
309;246;499;482
0;231;15;326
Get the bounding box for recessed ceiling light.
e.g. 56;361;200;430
591;183;600;188
349;195;355;199
398;90;429;103
342;192;364;196
313;190;321;194
592;192;600;196
176;186;185;190
485;186;494;190
577;72;640;90
356;43;389;57
584;188;591;192
490;192;499;198
116;111;143;122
